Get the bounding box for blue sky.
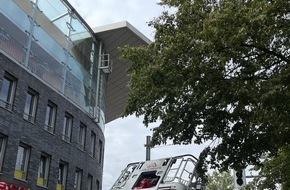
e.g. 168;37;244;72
67;1;207;189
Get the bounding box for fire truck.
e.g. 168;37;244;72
109;154;205;190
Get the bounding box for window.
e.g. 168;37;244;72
98;140;103;164
57;161;68;190
62;113;73;142
87;174;93;190
90;132;96;157
37;153;51;187
78;123;86;150
44;101;57;133
74;168;82;190
0;134;7;172
23;88;38;123
0;73;17;110
96;179;100;190
132;171;160;189
14;143;30;180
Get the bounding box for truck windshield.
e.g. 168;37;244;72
132;171;160;189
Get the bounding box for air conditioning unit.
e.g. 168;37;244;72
100;54;113;73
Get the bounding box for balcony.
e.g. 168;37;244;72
0;0;105;128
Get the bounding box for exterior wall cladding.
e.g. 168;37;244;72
0;54;104;189
0;0;106;189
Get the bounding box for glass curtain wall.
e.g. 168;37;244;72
0;0;105;130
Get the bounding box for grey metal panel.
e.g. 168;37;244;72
93;21;151;123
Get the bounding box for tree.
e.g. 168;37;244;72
248;147;290;190
206;170;257;190
120;0;290;185
206;171;234;190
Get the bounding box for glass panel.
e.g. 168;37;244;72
79;125;86;149
38;156;46;178
87;175;93;190
63;117;69;135
24;92;33;115
64;70;86;108
74;169;82;190
1;0;105;131
0;27;26;65
15;146;26;171
0;77;12;102
0;136;7;172
71;18;90;38
133;171;160;189
63;114;72;141
0;0;31;38
99;140;103;164
90;132;96;157
37;154;50;187
45;105;53;126
42;59;63;92
37;0;68;20
45;102;56;132
0;138;3;153
33;25;67;64
58;163;64;184
67;118;72;135
14;145;29;180
96;180;100;190
57;161;68;189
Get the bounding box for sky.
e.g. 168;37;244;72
68;0;165;41
67;1;207;189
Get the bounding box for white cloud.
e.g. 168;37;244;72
68;0;164;40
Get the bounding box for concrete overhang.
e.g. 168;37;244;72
93;21;151;124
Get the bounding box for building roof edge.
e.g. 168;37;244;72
93;21;152;45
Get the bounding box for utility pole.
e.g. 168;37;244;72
145;136;151;161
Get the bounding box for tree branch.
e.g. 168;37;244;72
241;43;290;64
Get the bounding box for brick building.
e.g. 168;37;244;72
0;0;149;189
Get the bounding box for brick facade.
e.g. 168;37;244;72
0;52;104;189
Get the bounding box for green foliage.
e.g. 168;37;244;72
206;170;234;190
120;0;290;186
248;147;290;190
